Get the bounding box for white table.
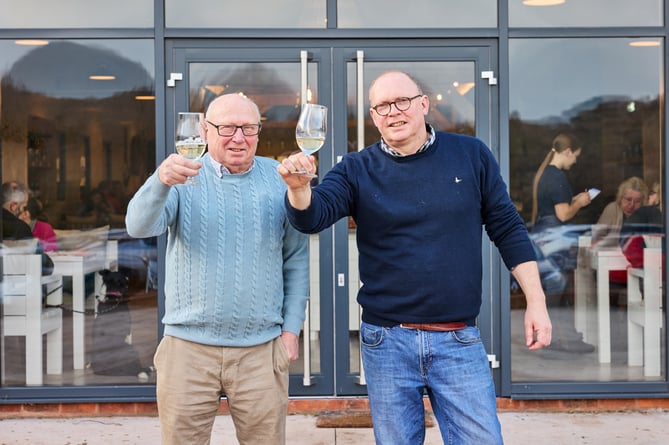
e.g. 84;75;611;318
48;241;117;369
574;236;629;363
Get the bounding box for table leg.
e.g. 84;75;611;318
596;257;611;363
71;269;86;370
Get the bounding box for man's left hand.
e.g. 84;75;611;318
280;331;300;361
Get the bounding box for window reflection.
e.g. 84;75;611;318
509;38;664;382
0;0;153;28
509;0;662;27
166;0;326;28
338;0;496;28
1;39;157;387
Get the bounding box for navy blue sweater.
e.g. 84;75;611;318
286;132;535;326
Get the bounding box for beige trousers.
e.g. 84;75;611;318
154;335;290;445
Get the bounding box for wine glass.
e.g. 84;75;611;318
295;103;327;178
175;112;206;185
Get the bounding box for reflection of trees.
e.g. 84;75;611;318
189;63;305;158
510;95;662;225
1;41;155;227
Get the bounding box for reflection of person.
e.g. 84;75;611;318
619;204;664;270
77;188;113;225
530;133;593;353
20;196;59;252
1;181;32;240
126;94;309;445
278;71;551;444
591;176;647;247
531;133;591;231
647;181;661;207
1;181;54;275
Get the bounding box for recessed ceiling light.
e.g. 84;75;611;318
523;0;566;6
89;75;116;81
629;41;661;47
15;39;49;46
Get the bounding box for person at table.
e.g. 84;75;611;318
278;70;552;445
530;133;593;353
19;196;59;252
647;181;661;207
591;176;647;248
1;181;54;275
619;202;664;272
125;93;309;445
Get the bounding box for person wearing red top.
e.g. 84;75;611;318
20;196;58;252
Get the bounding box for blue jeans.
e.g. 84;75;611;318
360;322;503;445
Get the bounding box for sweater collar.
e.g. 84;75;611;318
209;155;255;177
379;124;435;157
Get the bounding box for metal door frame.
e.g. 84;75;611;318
331;43;500;395
166;39;501;397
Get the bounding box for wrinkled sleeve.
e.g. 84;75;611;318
125;172;177;239
280;218;310;335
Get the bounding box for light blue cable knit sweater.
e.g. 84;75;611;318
126;154;309;347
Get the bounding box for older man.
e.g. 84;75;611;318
126;94;309;445
278;71;552;444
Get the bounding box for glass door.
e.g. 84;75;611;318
332;45;499;395
166;41;498;396
167;42;334;396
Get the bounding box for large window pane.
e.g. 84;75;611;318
186;60;323;376
0;0;153;28
1;39;157;387
509;0;662;28
509;38;664;382
166;0;326;28
338;0;496;28
344;60;476;377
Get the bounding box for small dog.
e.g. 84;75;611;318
91;269;152;380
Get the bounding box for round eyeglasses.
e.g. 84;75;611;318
206;121;261;137
371;94;423;116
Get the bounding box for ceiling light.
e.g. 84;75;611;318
135;95;155;101
523;0;566;6
15;39;49;46
89;75;116;81
629;41;661;47
455;82;475;96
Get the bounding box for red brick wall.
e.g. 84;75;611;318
1;398;669;419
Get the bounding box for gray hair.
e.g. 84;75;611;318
1;181;28;207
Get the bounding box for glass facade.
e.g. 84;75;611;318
509;0;663;28
0;0;667;402
337;0;497;28
0;0;153;28
509;37;664;382
165;0;327;28
1;39;157;387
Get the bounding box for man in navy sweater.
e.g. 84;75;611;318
278;71;552;444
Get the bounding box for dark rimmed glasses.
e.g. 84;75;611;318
206;121;262;137
371;94;423;116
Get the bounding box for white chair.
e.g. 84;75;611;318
627;236;663;377
2;254;63;385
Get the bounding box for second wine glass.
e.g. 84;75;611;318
295;103;327;178
175;112;206;185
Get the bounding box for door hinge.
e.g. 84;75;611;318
481;71;497;86
337;273;345;287
487;354;500;368
167;72;183;87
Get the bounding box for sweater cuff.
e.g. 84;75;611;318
282;300;308;335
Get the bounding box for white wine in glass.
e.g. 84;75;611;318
175;112;206;185
295;103;327;177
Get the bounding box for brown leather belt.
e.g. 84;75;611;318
399;322;467;331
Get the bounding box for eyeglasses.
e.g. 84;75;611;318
206;121;261;137
371;94;423;116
